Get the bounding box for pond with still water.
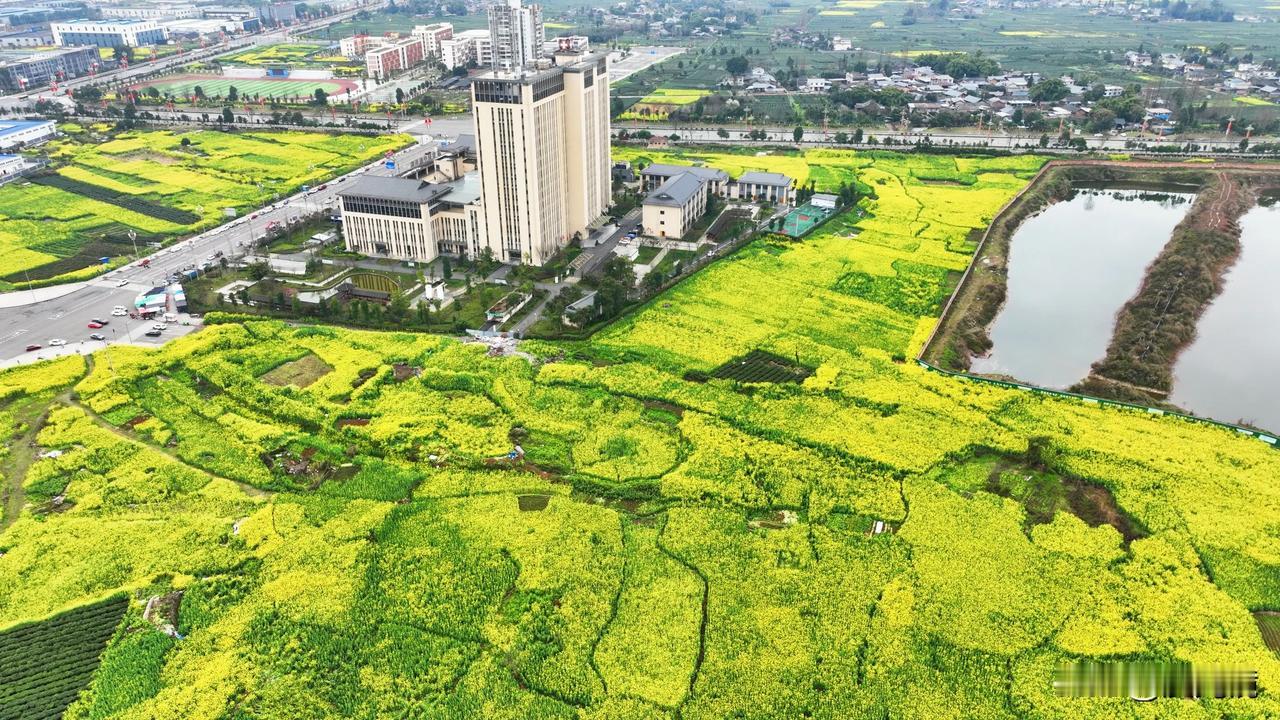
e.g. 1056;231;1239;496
971;188;1195;389
1168;204;1280;432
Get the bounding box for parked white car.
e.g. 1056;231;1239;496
49;338;66;346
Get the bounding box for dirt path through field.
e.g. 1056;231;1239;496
0;402;44;530
1074;171;1260;401
71;395;273;499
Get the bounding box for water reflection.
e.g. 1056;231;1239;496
971;188;1195;389
1169;205;1280;433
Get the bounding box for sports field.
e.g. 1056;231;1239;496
133;74;357;101
780;202;835;236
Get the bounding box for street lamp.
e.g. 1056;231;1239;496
119;310;133;352
105;327;116;373
20;267;36;305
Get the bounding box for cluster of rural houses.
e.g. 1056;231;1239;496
1127;51;1280;105
724;64;1125;127
714;57;1263;135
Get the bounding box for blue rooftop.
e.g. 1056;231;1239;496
0;120;53;137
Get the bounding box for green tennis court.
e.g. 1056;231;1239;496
780;203;834;237
133;75;356;101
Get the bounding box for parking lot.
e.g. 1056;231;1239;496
0;284;202;368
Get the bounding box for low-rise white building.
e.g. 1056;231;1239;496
642;172;709;239
544;35;589;54
640;163;728;195
732;172;794;204
163;17;254;39
101;5;199;20
51;19;167;47
339;34;377;58
439;29;492;70
0;120;55;150
0;153;24;178
810;193;838;210
640;163;794;206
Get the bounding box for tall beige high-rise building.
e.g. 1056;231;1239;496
487;0;544;71
471;50;611;266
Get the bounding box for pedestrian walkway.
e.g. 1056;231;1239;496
0;282;87;309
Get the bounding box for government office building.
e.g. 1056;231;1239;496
338;0;611;268
470;49;610;265
338;172;485;265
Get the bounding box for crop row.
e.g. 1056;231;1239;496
0;594;127;720
31;174;200;225
710;350;814;384
1;128;412;282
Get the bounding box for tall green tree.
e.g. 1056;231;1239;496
1029;78;1069;103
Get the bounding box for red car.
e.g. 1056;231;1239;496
87;322;104;329
24;344;41;352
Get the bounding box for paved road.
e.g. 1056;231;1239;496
579;210;642;278
480;210;641;336
608;46;686;85
616;122;1271;153
0;132;458;365
508;283;564;337
0;295;203;369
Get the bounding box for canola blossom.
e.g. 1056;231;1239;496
1;149;1278;719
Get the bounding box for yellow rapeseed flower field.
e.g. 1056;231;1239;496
3;147;1279;719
